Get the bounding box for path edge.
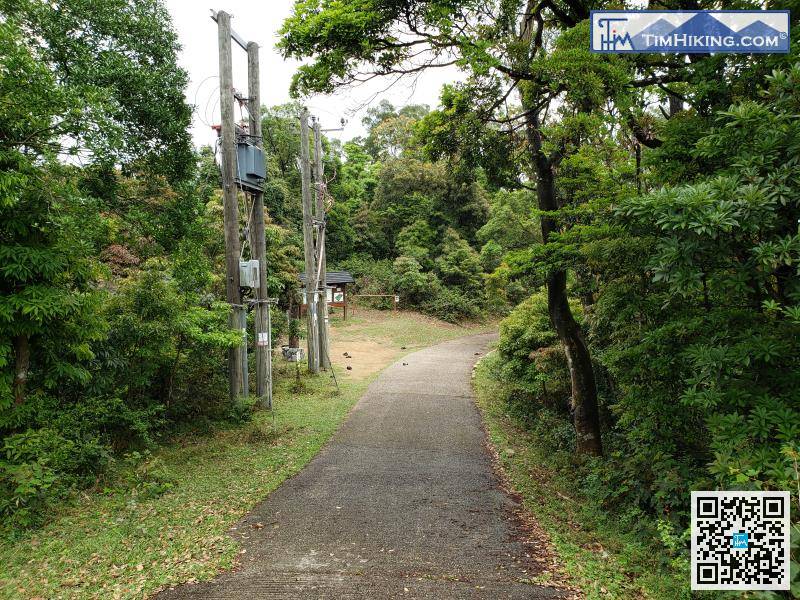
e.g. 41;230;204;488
471;350;583;599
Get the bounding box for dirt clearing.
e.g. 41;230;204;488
320;308;493;381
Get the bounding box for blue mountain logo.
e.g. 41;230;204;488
736;20;782;39
592;11;790;54
631;18;677;49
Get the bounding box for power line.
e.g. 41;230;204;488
192;75;219;128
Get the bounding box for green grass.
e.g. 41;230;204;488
473;350;690;600
0;310;490;600
330;308;492;349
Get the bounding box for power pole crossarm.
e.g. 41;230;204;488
210;10;249;50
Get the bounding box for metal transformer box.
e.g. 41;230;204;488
239;259;260;289
236;143;266;191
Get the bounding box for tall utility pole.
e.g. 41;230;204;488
247;41;272;408
216;10;243;402
312;119;330;369
299;108;319;373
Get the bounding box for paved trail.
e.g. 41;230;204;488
158;333;564;599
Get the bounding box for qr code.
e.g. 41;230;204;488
691;491;790;590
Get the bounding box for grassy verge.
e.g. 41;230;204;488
473;349;689;600
0;310;491;600
330;307;491;349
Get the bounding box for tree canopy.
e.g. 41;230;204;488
1;0;799;591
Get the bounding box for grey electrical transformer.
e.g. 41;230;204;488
236;143;266;191
238;259;260;289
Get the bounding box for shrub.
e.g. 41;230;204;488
393;256;437;305
484;261;528;315
497;292;576;413
479;239;503;272
0;456;57;530
422;285;480;323
336;255;395;309
95;262;239;424
0;427;108;530
434;228;483;295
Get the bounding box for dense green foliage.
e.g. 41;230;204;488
0;0;495;532
3;0;799;595
588;66;800;513
492;53;800;600
0;3;216;528
0;2;297;530
259;99;496;322
280;0;800;594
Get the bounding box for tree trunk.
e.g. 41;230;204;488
524;108;603;456
668;92;683;117
13;334;30;405
289;302;300;348
547;270;603;455
166;334;185;409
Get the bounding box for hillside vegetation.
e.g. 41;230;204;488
1;1;799;597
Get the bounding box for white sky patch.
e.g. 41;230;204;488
164;0;465;148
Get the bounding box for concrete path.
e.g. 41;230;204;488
158;333;565;599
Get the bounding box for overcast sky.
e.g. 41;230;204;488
164;0;464;148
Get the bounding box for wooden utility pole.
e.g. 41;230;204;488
312;119;330;369
216;10;243;402
299;108;319;373
248;41;272;408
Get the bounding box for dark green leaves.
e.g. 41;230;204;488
4;0;193;180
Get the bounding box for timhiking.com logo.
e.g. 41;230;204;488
590;11;790;53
